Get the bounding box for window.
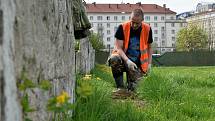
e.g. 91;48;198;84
107;44;110;48
180;23;183;27
154;23;158;27
171;30;175;34
145;16;150;21
97;23;102;27
107;30;110;35
114;16;118;20
154;37;158;41
162;33;165;39
97;16;102;20
161;16;165;20
107;23;110;28
171;23;175;27
107;16;110;20
90;16;93;20
122;16;125;20
154;30;158;34
161;26;165;31
91;23;93;27
172;37;175;41
170;16;174;20
154;16;158;21
172;43;175;47
162;41;165;46
107;37;110;42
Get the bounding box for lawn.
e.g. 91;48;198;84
71;65;215;121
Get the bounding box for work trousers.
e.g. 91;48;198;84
109;55;143;91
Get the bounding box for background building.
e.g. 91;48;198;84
176;11;195;19
86;2;186;54
196;2;215;13
186;10;215;51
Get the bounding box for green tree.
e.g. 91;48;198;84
89;32;105;51
151;42;160;54
176;24;208;52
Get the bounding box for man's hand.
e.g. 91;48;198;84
126;59;137;71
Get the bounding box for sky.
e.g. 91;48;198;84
86;0;215;14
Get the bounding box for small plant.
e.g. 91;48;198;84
18;68;52;121
18;70;36;91
47;91;74;121
21;94;36;121
39;80;52;91
18;69;37;121
76;74;93;99
75;40;80;51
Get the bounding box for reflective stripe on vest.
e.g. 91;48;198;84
122;21;150;73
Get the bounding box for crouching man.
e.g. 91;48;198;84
108;9;153;98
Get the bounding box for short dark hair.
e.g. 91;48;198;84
131;9;144;19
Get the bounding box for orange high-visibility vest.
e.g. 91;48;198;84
122;21;150;73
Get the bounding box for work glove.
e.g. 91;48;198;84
126;59;137;71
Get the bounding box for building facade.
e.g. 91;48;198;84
196;2;215;13
86;3;186;54
186;10;215;51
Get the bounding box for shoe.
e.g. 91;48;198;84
112;88;135;99
112;88;126;94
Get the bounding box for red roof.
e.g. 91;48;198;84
86;3;176;14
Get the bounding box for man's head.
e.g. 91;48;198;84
130;9;144;30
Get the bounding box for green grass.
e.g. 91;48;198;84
70;65;215;121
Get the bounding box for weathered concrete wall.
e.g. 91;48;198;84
0;0;78;120
0;0;22;120
75;38;95;74
0;8;3;121
14;0;76;120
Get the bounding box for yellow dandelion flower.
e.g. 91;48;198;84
56;95;65;104
56;91;70;104
85;74;92;77
61;91;69;98
96;77;101;80
83;76;91;80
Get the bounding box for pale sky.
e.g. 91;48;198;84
86;0;215;14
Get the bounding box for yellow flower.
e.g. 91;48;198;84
83;74;92;80
96;77;101;80
56;95;65;104
83;76;91;80
85;74;92;77
56;91;70;104
61;91;69;98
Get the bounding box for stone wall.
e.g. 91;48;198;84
75;38;95;74
0;0;95;121
0;0;22;120
0;8;3;121
0;10;3;119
